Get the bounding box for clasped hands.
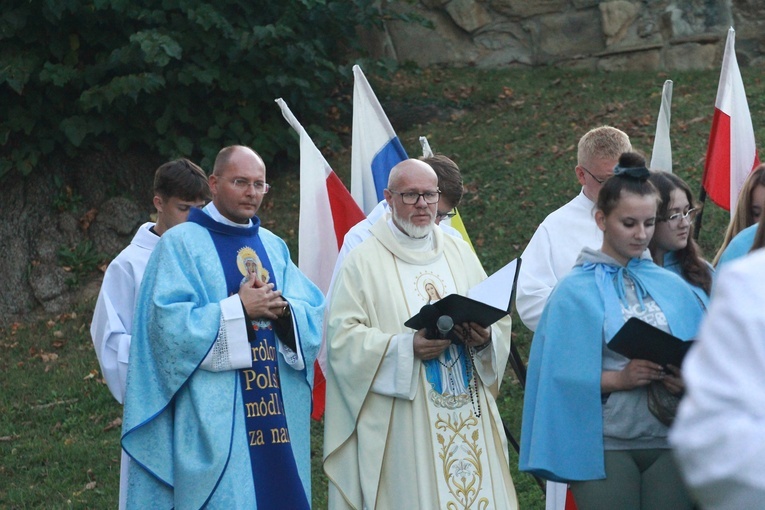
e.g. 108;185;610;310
604;360;684;395
413;322;491;360
238;272;288;320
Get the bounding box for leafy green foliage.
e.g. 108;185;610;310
57;241;103;287
0;0;383;179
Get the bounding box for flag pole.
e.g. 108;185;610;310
694;186;707;241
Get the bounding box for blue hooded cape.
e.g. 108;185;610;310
662;250;712;307
717;223;757;269
519;257;705;482
121;214;323;509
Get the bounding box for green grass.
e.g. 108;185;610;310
3;65;760;508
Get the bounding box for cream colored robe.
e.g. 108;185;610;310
324;218;517;510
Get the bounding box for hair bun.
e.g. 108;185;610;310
613;164;650;180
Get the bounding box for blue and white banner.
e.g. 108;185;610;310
351;64;408;214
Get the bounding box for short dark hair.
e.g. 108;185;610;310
422;154;463;208
153;158;210;202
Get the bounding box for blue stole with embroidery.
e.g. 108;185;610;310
189;209;309;509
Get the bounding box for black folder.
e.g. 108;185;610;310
607;317;694;368
404;294;509;331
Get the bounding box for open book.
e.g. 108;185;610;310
404;258;521;330
608;317;694;368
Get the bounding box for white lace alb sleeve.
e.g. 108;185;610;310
199;295;252;372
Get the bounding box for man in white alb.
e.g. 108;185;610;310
90;158;210;510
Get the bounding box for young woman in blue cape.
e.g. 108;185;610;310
647;170;713;305
520;152;706;510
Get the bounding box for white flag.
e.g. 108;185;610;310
650;80;673;173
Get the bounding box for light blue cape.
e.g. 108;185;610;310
662;250;712;307
519;257;705;482
717;223;757;269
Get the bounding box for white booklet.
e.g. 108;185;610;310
467;257;522;313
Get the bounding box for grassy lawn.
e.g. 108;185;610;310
2;65;761;508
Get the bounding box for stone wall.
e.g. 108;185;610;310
0;145;161;321
362;0;765;70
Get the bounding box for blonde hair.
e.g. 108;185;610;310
713;164;765;265
577;126;632;167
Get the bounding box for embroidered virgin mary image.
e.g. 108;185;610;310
237;246;270;285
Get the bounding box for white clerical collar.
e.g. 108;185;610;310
204;202;253;228
386;218;434;252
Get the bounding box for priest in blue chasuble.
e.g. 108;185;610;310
122;145;324;509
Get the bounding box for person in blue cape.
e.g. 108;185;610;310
121;145;324;509
647;171;712;305
712;163;765;266
716;193;765;269
520;152;706;510
715;221;757;268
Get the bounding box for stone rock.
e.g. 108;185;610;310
492;0;569;19
354;0;760;71
422;0;449;8
572;0;601;8
473;21;534;66
445;0;492;33
597;48;661;71
665;42;719;70
664;6;694;38
89;197;147;258
0;220;36;316
386;3;482;66
0;141;165;322
600;1;641;46
26;219;89;314
538;10;604;58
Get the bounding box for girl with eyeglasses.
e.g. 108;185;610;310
647;171;713;301
520;152;706;510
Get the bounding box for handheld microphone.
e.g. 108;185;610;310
436;315;454;339
419;304;440;338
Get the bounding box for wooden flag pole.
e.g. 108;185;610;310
694;186;708;241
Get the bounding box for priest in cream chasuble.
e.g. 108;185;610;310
323;159;518;510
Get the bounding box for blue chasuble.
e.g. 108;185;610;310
190;210;309;509
122;205;323;509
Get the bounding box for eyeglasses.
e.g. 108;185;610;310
229;178;270;194
580;165;608;184
388;190;441;205
661;208;698;225
436;210;457;220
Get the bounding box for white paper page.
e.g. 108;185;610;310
467;258;519;311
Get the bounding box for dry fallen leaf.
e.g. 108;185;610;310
103;417;122;432
79;208;98;231
39;352;59;363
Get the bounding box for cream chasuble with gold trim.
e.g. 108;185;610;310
324;217;518;510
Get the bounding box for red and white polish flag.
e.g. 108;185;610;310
702;27;759;213
276;98;366;420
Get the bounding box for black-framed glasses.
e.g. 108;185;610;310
230;178;270;194
388;190;441;205
580;165;607;184
436;210;457;220
660;208;698;225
